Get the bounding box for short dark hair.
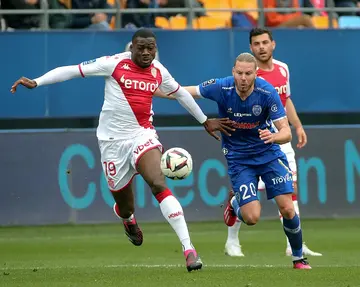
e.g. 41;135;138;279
249;28;273;44
132;28;156;42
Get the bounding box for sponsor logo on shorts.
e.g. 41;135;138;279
134;139;155;155
271;173;292;185
168;211;184;219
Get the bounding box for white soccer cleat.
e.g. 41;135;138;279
302;242;323;256
225;242;245;257
285;243;323;256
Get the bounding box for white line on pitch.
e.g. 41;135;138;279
1;263;359;271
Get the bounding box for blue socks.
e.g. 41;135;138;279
230;197;245;223
283;213;303;258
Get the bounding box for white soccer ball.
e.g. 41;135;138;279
160;147;193;180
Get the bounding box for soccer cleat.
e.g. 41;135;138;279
184;249;203;272
302;242;323;256
293;258;312;269
225;242;245;257
113;203;143;246
286;243;323;256
224;191;237;227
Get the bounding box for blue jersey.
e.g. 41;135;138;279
198;76;286;165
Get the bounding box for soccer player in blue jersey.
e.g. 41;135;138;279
181;53;311;269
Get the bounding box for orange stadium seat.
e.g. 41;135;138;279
169;16;188;29
196;16;229;29
155;17;170;29
200;0;231;25
312;15;338;29
229;0;258;20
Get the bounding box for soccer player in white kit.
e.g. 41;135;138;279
10;29;234;272
224;28;322;258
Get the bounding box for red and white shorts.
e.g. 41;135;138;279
258;142;297;191
98;129;163;191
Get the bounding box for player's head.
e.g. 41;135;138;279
130;28;157;68
232;53;257;95
249;28;275;63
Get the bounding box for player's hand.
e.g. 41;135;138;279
203;118;235;141
258;129;275;144
10;77;37;93
295;126;307;149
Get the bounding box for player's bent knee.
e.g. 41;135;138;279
278;204;295;220
243;213;260;226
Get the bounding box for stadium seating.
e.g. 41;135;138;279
229;0;258;21
312;15;338;29
338;16;360;28
200;0;231;24
169;16;188;29
155;17;170;29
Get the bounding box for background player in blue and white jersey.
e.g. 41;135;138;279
182;53;311;269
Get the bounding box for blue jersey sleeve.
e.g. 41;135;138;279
197;78;223;103
267;91;286;121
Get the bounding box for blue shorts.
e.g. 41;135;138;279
227;154;294;207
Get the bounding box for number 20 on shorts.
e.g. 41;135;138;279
239;182;257;201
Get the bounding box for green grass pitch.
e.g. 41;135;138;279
0;219;359;287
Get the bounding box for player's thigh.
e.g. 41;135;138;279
98;140;137;191
228;163;261;218
260;154;294;200
131;130;165;191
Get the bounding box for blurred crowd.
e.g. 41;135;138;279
0;0;359;30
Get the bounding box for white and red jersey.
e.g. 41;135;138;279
257;59;291;107
78;52;180;140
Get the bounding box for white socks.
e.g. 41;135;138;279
227;220;241;244
159;195;194;251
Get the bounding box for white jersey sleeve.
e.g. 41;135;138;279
153;60;180;95
78;56;119;78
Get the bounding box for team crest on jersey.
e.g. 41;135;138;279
252;105;262;116
202;79;216;87
151;67;157;78
82;59;96;65
222;148;228;155
279;67;287;77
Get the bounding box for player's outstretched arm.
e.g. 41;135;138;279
285;98;307;149
153;86;201;100
173;87;234;140
263;117;292;144
11;65;81;93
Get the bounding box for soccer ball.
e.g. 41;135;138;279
160;147;193;180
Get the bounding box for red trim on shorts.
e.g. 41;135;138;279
135;144;163;167
155;189;173;203
78;64;85;77
110;173;138;193
292;194;297;201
